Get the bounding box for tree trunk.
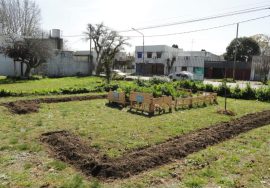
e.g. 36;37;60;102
104;60;112;84
24;65;32;78
95;62;103;76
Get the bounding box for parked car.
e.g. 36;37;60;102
168;71;194;81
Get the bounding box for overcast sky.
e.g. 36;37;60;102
35;0;270;55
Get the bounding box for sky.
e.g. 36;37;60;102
35;0;270;55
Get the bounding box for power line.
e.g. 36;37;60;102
126;1;270;26
62;5;270;38
123;14;270;38
119;5;270;32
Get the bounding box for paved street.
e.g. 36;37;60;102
203;80;266;89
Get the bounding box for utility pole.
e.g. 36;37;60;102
132;28;144;64
224;61;227;111
89;24;92;75
233;23;239;80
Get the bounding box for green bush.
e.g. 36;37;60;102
241;84;256;100
60;87;90;94
149;77;168;85
256;87;270;101
231;84;242;99
204;84;214;92
0;89;13;97
216;82;231;97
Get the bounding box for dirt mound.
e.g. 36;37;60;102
41;110;270;180
3;101;40;114
217;109;236;116
2;94;107;114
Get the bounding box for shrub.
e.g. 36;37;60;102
216;82;231;97
256;86;270;101
231;84;242;99
134;78;148;87
60;88;90;94
0;89;12;97
241;84;256;100
149;76;168;85
204;84;214;92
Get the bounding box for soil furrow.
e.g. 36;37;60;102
2;94;107;114
41;110;270;179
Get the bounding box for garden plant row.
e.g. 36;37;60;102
0;78;270;102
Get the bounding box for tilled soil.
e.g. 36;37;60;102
2;94;107;114
41;110;270;180
3;101;40;114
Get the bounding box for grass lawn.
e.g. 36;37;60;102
0;95;269;187
0;76;105;94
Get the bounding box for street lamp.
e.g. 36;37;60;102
132;28;145;64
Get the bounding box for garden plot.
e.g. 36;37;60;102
2;94;107;114
107;90;217;116
41;110;270;180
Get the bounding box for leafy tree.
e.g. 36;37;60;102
251;34;270;55
224;37;260;62
0;0;41;36
172;44;178;48
3;38;53;77
84;23;129;82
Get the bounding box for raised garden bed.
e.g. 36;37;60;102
175;92;217;110
129;92;172;116
107;90;217;116
107;91;126;107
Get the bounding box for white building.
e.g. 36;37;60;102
174;51;222;80
135;45;183;75
135;45;221;80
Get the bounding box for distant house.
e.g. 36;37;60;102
135;45;221;80
175;51;222;80
135;45;183;75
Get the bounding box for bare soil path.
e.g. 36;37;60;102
41;110;270;180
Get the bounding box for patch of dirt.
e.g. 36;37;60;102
3;101;40;114
217;109;236;116
2;94;107;114
40;110;270;180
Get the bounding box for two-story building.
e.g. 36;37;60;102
135;45;183;75
135;45;221;80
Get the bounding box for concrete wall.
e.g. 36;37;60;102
1;51;92;77
251;56;270;81
0;54;26;76
34;51;92;77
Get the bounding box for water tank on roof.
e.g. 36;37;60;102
50;29;61;38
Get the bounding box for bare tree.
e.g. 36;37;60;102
4;38;53;77
251;34;270;56
0;0;41;36
166;57;176;75
84;23;129;78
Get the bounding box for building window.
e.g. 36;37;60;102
137;52;142;59
182;67;187;71
156;52;162;58
147;52;152;58
184;56;189;60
